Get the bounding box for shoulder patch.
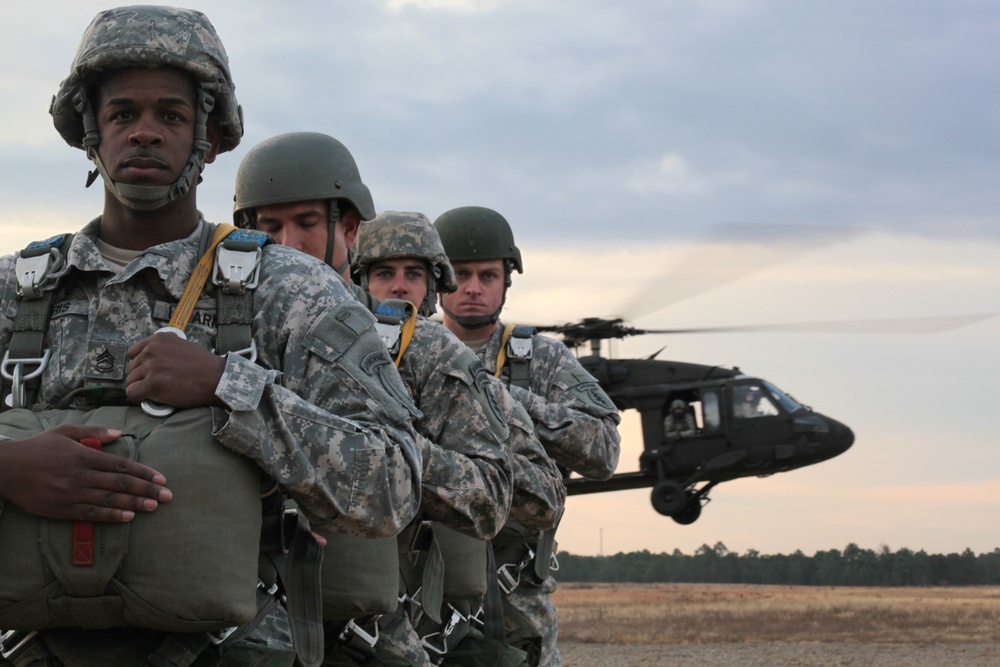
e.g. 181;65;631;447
303;303;377;362
468;358;508;436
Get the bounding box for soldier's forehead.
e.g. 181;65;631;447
95;66;197;96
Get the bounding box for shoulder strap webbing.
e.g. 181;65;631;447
495;324;534;389
1;234;73;411
212;228;270;357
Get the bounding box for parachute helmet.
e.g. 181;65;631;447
352;211;456;317
434;206;522;329
233;132;375;271
50;5;244;211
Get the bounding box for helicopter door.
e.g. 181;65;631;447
728;382;792;452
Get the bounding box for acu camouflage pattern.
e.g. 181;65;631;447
50;5;243;153
352;211;458;293
370;317;518;666
478;323;621;480
473;324;621;667
0;219;422;537
395;317;513;539
492;378;565;531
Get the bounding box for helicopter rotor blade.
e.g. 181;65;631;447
617;223;867;322
640;313;998;336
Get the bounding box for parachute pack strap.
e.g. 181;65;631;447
213;229;270;358
280;512;325;667
498;325;533;388
373;300;416;367
482;545;507;641
532;507;563;581
397;303;417;366
494;324;517;379
2;234;73;411
420;529;446;625
166;223;237;332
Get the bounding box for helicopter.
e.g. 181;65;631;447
534;316;856;525
521;226;995;525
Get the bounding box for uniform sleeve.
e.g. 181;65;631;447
498;381;565;530
212;254;422;539
409;341;513;540
509;338;622;481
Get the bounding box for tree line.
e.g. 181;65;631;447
556;543;1000;586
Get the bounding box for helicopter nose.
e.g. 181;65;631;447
825;417;854;456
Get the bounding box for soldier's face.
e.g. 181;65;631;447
254;201;360;274
95;68;217;186
367;258;429;305
254;200;330;259
442;260;505;323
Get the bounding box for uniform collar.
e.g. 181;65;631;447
67;217;212;300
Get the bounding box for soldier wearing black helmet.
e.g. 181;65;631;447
435;206;622;667
235;141;562;667
0;7;421;667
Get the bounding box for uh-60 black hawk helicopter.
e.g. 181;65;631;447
526;227;993;526
535;316;856;526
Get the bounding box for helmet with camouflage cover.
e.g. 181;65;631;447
434;206;522;329
352;211;456;317
50;5;244;211
233;132;375;271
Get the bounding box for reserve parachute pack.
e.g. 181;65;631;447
0;225;326;665
0;406;261;631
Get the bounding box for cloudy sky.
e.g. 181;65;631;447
1;1;998;557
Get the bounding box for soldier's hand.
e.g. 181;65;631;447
126;333;226;408
0;425;172;522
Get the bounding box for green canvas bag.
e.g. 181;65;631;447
313;529;400;622
435;524;488;603
0;405;262;632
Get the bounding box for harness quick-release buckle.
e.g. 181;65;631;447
207;625;239;645
1;630;39;661
214;242;262;295
15;247;64;300
420;606;464;657
340;618;380;649
497;546;535;595
507;333;533;360
374;320;402;356
2;349;51;409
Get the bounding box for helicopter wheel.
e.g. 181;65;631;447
651;479;687;516
672;493;703;525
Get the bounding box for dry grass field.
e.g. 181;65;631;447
552;583;1000;666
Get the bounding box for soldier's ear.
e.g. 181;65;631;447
204;119;221;165
341;209;361;248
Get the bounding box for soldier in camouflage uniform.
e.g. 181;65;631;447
352;212;565;667
234;142;562;666
435;206;622;667
0;7;421;667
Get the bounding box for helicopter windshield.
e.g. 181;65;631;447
761;380;803;413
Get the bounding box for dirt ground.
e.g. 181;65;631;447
558;640;1000;666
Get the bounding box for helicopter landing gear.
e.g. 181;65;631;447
650;479;686;516
671;492;703;525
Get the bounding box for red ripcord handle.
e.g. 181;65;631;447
71;437;104;567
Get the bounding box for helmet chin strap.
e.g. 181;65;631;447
324;204;344;274
78;87;215;211
442;287;507;330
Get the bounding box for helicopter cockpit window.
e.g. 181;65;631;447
761;380;803;413
733;384;779;419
